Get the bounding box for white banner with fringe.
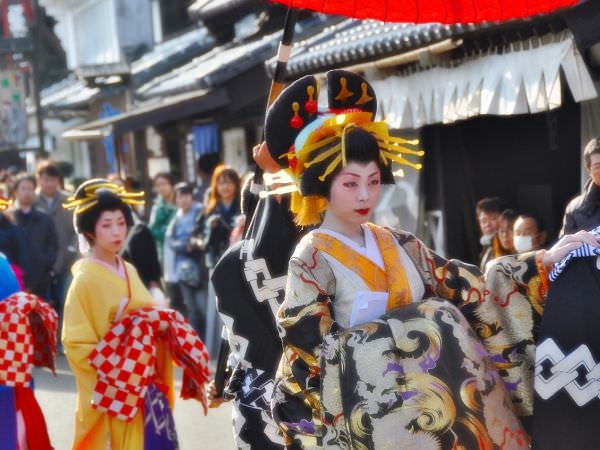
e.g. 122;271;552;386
371;34;597;129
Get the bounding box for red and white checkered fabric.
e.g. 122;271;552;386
0;292;58;387
90;307;210;422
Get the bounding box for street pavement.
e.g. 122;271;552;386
34;355;237;450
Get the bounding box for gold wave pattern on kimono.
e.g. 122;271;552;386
394;317;442;359
346;312;499;449
274;229;541;448
279;300;333;342
405;374;457;433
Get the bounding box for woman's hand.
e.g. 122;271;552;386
206;379;226;408
542;230;600;267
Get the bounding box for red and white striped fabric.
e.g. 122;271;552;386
89;307;210;422
0;292;58;387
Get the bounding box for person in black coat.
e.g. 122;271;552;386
533;227;600;449
560;137;600;236
13;174;57;299
119;221;162;289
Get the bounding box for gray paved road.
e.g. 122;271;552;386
33;356;237;450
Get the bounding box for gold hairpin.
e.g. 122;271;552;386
0;197;11;211
63;182;145;215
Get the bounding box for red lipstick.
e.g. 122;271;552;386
355;208;370;216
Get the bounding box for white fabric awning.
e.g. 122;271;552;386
371;34;598;129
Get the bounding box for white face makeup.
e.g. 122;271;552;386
327;161;382;228
93;210;128;255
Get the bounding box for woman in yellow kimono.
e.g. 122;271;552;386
62;179;176;450
262;70;596;450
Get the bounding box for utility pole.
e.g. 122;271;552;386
29;0;45;154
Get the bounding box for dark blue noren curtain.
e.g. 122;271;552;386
192;123;219;155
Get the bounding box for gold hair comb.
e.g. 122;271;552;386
63;182;144;215
299;112;424;182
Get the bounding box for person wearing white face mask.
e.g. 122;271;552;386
513;214;547;253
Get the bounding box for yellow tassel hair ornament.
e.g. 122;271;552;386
289;192;328;226
296;112;424;183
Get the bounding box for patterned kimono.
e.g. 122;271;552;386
273;224;542;449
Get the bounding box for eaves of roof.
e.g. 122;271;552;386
40;77;100;111
130;26;215;87
136;15;338;100
41;26;216;112
268;13;567;78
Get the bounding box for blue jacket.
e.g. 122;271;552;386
164;203;203;282
0;253;19;300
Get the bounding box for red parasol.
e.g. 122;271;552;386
268;0;581;24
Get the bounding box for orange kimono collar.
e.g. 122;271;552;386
311;223;412;310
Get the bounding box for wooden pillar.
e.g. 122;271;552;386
115;135;123;179
133;129;152;220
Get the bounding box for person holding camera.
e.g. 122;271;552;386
164;182;206;337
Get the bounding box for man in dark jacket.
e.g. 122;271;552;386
34;161;77;311
560;137;600;236
13;174;57;299
476;196;507;270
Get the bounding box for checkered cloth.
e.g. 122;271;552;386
549;226;600;282
0;292;58;387
89;307;210;422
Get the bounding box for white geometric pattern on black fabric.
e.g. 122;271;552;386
218;233;289;449
261;409;285;446
243;255;286;319
219;312;249;368
232;401;252;450
549;226;600;281
240;368;274;411
535;338;600;406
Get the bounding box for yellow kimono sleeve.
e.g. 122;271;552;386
62;281;144;450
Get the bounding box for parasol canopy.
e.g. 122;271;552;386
267;0;581;23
